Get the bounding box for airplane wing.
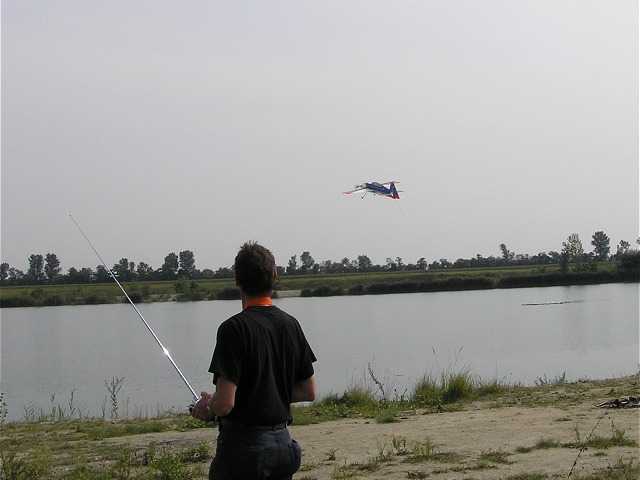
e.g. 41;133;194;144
343;183;367;194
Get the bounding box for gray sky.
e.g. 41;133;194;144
2;1;638;273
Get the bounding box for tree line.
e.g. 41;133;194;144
1;231;637;287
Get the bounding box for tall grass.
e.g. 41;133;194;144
411;368;502;409
440;370;475;403
291;365;509;426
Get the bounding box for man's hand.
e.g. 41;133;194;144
190;391;215;422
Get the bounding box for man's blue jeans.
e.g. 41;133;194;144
209;427;302;480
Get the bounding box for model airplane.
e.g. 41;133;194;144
343;181;401;199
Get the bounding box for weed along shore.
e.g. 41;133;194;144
1;375;638;479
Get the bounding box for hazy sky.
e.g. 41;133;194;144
2;1;638;274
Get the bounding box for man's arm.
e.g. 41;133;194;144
291;375;316;403
190;376;237;421
208;376;237;417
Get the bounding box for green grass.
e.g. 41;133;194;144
587;422;638;450
479;449;513;464
506;457;640;480
82;420;168;440
0;415;212;480
1;374;637;479
515;421;638;456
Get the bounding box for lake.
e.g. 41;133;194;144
1;283;638;422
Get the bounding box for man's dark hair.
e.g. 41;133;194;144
234;241;277;297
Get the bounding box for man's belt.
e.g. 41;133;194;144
219;418;288;431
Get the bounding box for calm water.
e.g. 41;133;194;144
1;283;638;422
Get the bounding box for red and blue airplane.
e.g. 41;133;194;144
343;181;401;199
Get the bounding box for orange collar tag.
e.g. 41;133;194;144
243;297;273;310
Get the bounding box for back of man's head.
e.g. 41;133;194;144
234;241;276;297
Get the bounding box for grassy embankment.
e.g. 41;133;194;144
1;262;637;308
1;372;638;479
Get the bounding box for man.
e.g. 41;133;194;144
191;241;317;480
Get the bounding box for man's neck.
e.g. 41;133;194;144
241;294;273;310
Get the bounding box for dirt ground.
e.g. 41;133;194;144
104;375;639;479
291;399;638;479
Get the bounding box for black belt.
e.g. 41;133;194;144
219;419;288;431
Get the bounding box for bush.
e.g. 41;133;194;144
497;271;623;289
300;285;344;297
177;291;207;302
415;276;494;292
0;296;36;308
366;282;390;294
84;294;111;305
618;251;640;269
215;287;241;300
0;450;49;479
149;446;193;480
387;281;418;293
42;294;64;306
127;290;143;303
312;286;343;297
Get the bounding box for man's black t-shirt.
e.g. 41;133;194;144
208;305;316;426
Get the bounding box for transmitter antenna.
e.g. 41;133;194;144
70;215;199;402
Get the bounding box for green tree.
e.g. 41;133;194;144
178;250;196;278
356;255;372;272
136;262;155;281
113;258;135;281
299;251;315;274
618;251;640;269
1;262;8;286
615;240;631;257
214;266;233;278
319;260;339;274
27;254;45;283
340;257;355;273
590;231;610;261
428;260;442;270
499;243;514;262
559;250;570;273
7;267;24;285
429;258;452;270
44;253;62;281
162;252;179;279
95;264;112;282
561;233;585;271
67;267;93;284
286;255;298;275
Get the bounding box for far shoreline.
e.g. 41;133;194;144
1;264;638;308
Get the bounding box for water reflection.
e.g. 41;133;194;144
1;283;637;421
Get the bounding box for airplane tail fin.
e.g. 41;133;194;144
390;182;400;199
